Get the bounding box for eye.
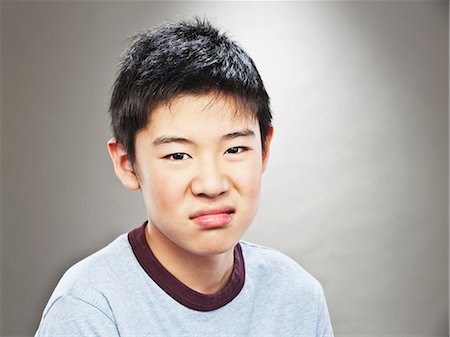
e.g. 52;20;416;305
164;152;191;161
225;146;248;154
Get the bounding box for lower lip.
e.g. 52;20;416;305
192;213;233;228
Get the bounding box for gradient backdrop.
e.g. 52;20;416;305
1;1;449;336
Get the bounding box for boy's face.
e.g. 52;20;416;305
110;93;272;257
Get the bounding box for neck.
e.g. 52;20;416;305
145;223;235;295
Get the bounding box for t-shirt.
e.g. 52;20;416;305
35;222;334;336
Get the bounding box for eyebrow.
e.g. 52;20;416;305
152;136;194;147
221;129;255;141
152;128;255;147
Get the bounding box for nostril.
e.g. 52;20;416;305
190;170;230;198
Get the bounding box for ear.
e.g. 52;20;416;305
262;127;274;173
107;137;140;190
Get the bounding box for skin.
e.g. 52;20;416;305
108;92;273;294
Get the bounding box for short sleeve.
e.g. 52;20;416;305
315;285;334;337
35;295;120;337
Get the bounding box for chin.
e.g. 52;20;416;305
192;234;240;257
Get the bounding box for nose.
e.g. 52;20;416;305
190;159;230;198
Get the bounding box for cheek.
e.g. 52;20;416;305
233;160;263;202
143;167;190;216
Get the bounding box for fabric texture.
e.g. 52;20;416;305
35;226;334;337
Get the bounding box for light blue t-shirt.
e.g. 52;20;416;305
36;226;334;337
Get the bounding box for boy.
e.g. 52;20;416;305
36;18;333;336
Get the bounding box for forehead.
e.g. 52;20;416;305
145;93;259;135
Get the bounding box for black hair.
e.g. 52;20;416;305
109;18;272;165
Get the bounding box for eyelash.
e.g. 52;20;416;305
164;153;191;161
225;146;249;154
164;147;249;161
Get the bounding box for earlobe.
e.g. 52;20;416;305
262;127;274;173
107;137;140;190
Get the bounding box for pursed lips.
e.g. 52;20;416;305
190;206;235;228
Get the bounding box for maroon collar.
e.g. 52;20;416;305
128;222;245;311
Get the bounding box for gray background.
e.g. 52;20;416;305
1;1;448;336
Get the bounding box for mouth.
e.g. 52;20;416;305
190;207;235;228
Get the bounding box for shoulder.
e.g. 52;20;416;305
42;233;133;318
36;294;120;336
239;240;323;295
238;241;333;334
